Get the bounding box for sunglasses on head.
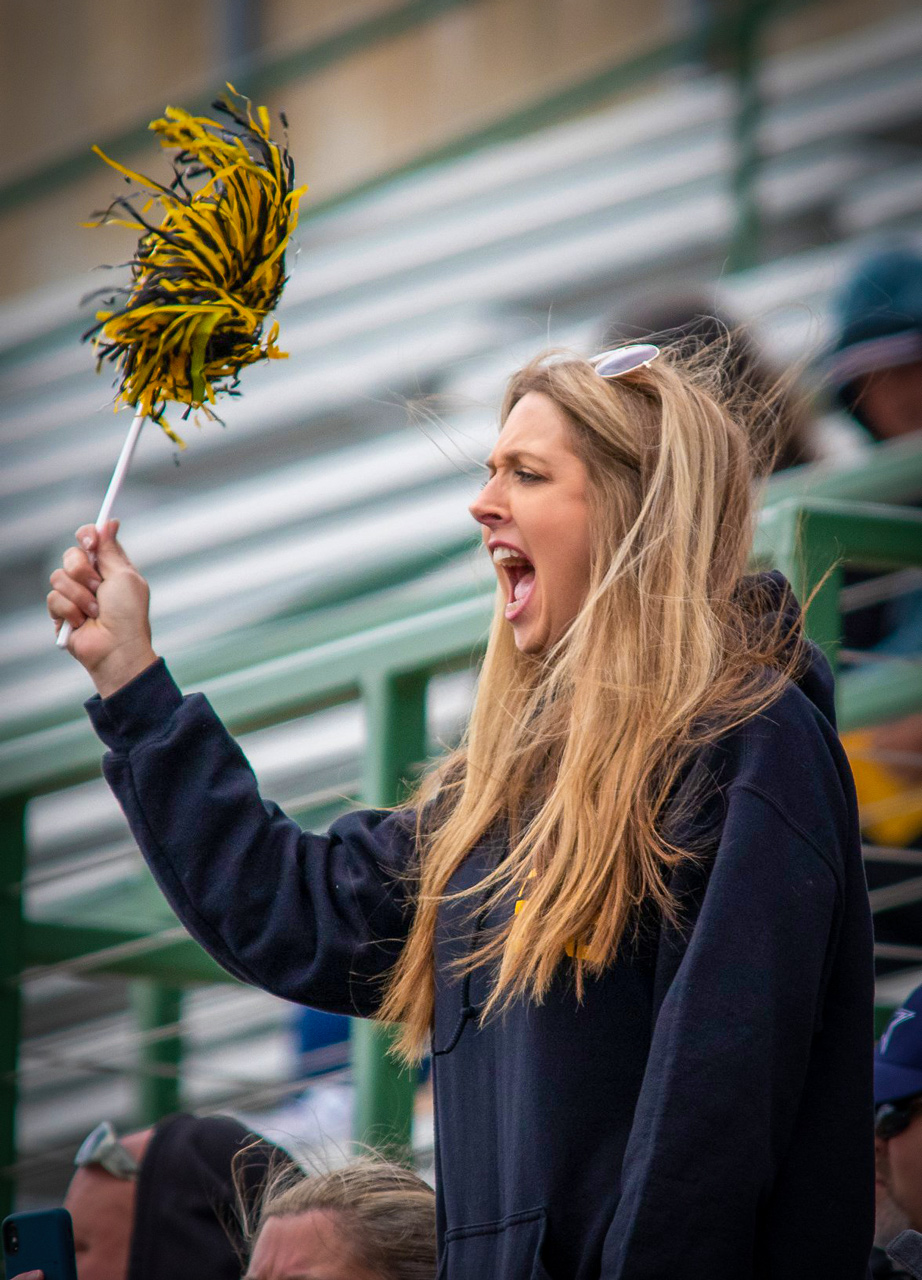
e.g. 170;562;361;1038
875;1097;922;1141
74;1120;140;1180
589;343;661;379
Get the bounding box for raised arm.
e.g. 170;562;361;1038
50;523;417;1016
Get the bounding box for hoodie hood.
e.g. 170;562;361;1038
128;1113;283;1280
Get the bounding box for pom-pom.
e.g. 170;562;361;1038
84;85;306;445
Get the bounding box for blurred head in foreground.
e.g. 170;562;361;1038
66;1112;278;1280
240;1156;437;1280
828;246;922;442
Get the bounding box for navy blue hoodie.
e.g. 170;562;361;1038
85;577;875;1279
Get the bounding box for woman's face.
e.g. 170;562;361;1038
855;359;922;440
469;390;592;654
244;1210;381;1280
876;1110;922;1233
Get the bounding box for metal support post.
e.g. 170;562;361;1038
351;1016;417;1160
772;507;844;667
0;794;27;1219
728;0;772;272
799;557;845;665
352;670;428;1160
362;670;429;809
130;982;183;1125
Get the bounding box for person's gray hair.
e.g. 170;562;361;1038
237;1152;436;1280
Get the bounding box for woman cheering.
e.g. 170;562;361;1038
49;344;875;1278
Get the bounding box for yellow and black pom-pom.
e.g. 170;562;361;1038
84;86;306;445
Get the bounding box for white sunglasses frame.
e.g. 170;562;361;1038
589;343;661;378
74;1120;140;1180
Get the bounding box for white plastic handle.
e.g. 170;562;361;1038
56;409;147;649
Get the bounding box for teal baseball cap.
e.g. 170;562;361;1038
827;247;922;416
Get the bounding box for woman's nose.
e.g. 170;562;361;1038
469;478;506;527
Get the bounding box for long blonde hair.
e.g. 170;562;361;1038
379;346;806;1059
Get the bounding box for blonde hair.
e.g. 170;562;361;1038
379;346;806;1059
240;1156;436;1280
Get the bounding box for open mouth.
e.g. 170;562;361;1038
491;546;536;621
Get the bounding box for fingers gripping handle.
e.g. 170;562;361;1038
56;410;147;650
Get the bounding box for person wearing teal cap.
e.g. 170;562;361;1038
828;246;922;443
829;249;922;990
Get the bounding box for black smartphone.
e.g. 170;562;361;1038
2;1208;78;1280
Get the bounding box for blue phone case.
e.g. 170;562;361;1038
2;1207;78;1280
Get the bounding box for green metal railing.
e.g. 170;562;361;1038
3;444;922;1212
758;498;922;662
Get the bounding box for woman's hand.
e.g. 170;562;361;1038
47;520;158;698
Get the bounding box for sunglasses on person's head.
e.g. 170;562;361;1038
74;1120;140;1180
589;344;661;379
875;1097;922;1141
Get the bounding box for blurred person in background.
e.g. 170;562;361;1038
272;1005;354;1145
828;245;922;655
828;247;922;448
872;987;922;1278
826;248;922;969
239;1157;436;1280
599;293;817;472
10;1113;280;1280
271;1006;430;1149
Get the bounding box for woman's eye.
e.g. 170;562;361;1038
515;468;542;483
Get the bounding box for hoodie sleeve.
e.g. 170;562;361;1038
600;775;874;1278
85;659;416;1016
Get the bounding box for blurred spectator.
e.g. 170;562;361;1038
240;1157;436;1280
826;249;922;970
294;1007;351;1077
827;246;922;656
599;292;816;472
288;1006;354;1141
872;988;922;1278
827;247;922;444
267;1008;429;1149
64;1112;280;1279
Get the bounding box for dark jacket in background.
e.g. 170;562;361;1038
86;576;875;1279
